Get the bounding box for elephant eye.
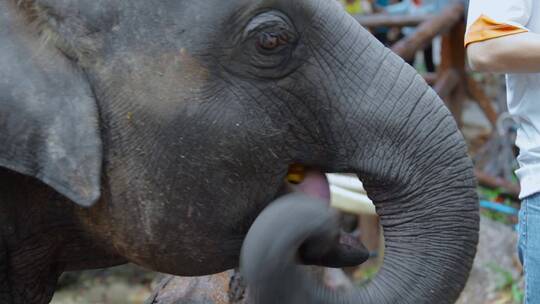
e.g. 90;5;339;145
257;32;290;51
244;11;297;55
224;10;304;79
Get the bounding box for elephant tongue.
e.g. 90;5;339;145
291;169;331;202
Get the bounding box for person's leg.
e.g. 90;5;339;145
373;31;389;47
423;43;435;73
519;192;540;303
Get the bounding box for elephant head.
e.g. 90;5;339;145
0;0;478;302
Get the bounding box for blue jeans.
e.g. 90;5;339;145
518;192;540;303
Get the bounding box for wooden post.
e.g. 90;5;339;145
355;13;433;28
466;76;499;127
433;69;460;98
423;72;438;86
438;15;467;126
391;3;464;62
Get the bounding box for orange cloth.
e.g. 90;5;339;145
465;14;528;47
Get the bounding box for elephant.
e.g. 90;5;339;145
0;0;479;303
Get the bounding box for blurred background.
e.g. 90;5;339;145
51;1;523;303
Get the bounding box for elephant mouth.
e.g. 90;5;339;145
287;165;331;202
286;165;368;266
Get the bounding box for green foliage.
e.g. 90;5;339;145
480;209;512;225
511;283;524;304
487;263;524;304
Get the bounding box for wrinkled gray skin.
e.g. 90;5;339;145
243;193;463;304
0;0;479;303
242;193;349;304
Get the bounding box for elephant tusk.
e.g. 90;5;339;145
326;173;366;194
327;173;377;215
285;170;376;215
329;184;376;215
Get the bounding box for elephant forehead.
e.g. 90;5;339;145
103;0;324;50
94;49;211;114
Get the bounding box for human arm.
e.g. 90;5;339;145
467;32;540;73
465;0;537;73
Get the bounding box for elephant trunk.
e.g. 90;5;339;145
353;28;477;304
321;7;478;303
343;69;480;304
243;4;479;303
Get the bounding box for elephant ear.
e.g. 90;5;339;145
0;3;102;207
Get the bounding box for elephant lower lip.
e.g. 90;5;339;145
290;169;331;202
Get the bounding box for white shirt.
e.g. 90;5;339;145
467;0;540;199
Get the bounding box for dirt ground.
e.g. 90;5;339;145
51;266;159;304
457;216;523;304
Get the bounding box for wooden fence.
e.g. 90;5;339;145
355;2;498;128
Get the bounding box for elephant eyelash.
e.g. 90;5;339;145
243;11;297;47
